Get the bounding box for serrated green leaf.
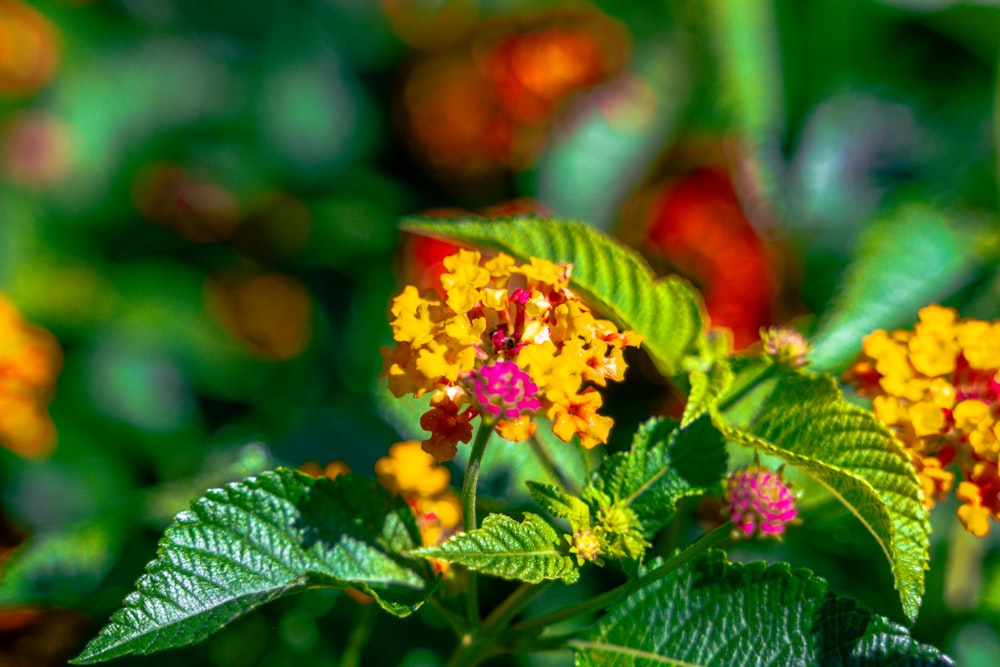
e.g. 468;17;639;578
527;481;591;524
72;470;432;664
573;550;952;666
590;416;727;536
400;217;704;378
717;372;930;622
809;203;981;373
413;513;578;584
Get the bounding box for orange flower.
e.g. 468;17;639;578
0;294;61;457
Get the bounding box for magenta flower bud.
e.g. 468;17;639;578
723;466;798;539
472;360;542;419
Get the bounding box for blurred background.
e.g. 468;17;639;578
2;0;1000;665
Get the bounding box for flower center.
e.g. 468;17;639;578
471;360;542;419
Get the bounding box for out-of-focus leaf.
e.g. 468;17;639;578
809;203;983;373
412;513;578;584
401;217;704;378
718;372;930;622
0;520;122;608
72;471;432;664
573;551;953;666
534;41;691;229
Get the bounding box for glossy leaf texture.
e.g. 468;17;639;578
400;217;704;378
717;371;930;622
809;202;983;373
589;415;727;536
573;550;953;666
412;513;579;584
72;470;433;664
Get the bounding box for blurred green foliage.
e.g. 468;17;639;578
2;0;1000;665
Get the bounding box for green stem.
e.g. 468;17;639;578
461;421;495;629
635;522;732;587
339;602;376;667
446;582;549;667
510;584;625;636
528;432;575;492
510;523;731;641
715;362;778;414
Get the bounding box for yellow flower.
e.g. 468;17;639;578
844;304;1000;536
381;248;641;461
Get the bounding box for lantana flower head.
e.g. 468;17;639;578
381;248;642;461
722;465;798;539
843;304;1000;536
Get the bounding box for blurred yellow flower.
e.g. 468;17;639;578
0;294;61;457
845;304;1000;536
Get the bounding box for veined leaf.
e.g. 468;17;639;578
573;550;952;666
412;513;578;584
72;471;432;664
717;372;930;622
591;416;727;536
527;481;591;524
400;217;704;378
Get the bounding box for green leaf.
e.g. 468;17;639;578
681;332;736;426
809;203;982;373
718;372;930;622
573;550;952;666
412;513;578;584
0;519;123;608
72;470;432;664
527;481;591;525
590;416;728;535
400;217;704;378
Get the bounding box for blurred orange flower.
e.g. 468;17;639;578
205;271;312;360
0;294;61;458
0;0;60;98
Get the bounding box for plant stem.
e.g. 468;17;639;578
510;523;731;642
340;602;376;667
528;432;575;492
461;421;495;629
715;362;778;414
446;582;549;667
635;522;732;588
510;584;625;636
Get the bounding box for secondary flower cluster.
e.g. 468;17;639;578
300;441;461;559
844;305;1000;536
381;248;642;461
0;294;61;458
722;465;798;539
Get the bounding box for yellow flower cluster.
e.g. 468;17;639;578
375;440;462;551
0;294;61;458
844;304;1000;536
381;248;642;461
301;441;460;579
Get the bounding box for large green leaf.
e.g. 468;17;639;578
717;372;930;622
412;513;579;584
400;217;704;378
72;470;432;664
573;551;952;666
809;203;982;373
590;416;728;535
